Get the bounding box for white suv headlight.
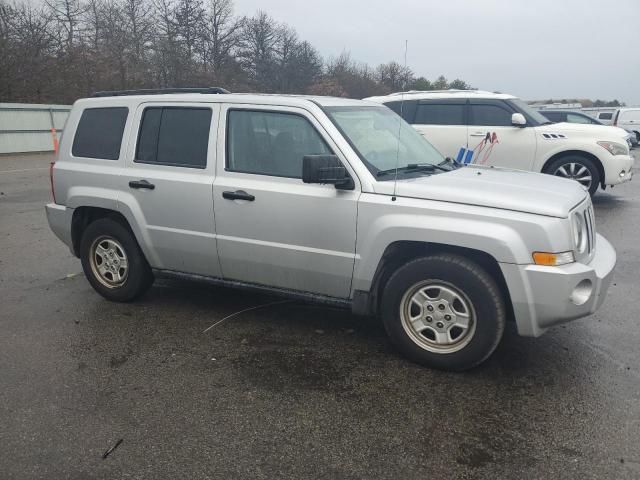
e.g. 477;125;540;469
572;212;588;254
597;140;629;156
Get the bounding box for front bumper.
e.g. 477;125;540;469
45;203;74;252
500;233;616;337
603;154;634;185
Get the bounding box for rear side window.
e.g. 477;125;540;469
72;107;128;160
414;103;465;125
383;100;417;122
226;110;332;178
598;112;613;120
135;107;212;168
469;104;513;126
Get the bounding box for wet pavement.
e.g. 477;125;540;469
1;153;639;479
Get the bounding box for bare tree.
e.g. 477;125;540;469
202;0;241;75
376;61;413;92
239;10;279;91
46;0;84;48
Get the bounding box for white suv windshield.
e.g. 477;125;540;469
325;106;445;176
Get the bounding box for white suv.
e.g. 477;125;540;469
366;90;634;196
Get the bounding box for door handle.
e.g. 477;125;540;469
470;132;486;137
222;190;255;201
129;179;155;190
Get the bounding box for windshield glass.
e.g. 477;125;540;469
325;106;445;178
509;98;550;126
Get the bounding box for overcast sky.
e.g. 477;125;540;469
234;0;640;105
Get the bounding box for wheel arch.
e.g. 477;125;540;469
71;207;137;258
354;241;515;323
542;150;605;188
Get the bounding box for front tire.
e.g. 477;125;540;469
544;155;600;197
80;218;154;302
380;254;506;371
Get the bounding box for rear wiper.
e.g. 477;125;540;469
377;163;450;177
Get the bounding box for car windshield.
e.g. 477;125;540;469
509;98;550;126
324;106;446;178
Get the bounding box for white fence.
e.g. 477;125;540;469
0;103;71;154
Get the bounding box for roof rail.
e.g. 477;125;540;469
388;89;490;96
91;87;230;97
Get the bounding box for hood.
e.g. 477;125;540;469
389;166;587;218
540;122;629;141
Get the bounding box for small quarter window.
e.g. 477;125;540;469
72;107;128;160
135;107;212;168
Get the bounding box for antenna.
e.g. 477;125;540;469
392;40;408;201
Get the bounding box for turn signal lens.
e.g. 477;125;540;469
532;251;575;266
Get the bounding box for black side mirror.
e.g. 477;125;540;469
302;155;354;190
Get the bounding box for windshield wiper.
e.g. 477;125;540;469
376;163;450;177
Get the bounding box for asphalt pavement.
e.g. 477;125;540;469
1;152;639;479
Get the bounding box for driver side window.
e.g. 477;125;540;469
226;110;332;178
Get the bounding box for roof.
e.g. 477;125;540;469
365;89;518;102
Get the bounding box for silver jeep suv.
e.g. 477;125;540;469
46;88;616;370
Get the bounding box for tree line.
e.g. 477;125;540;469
0;0;472;104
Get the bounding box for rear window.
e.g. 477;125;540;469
135;107;212;169
414;103;465;125
72;107;128;160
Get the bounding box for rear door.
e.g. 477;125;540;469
120;102;221;276
410;99;468;158
466;99;536;170
212;104;359;298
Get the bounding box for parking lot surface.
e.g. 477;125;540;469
1;153;639;479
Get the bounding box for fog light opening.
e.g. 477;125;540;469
570;279;593;306
619;170;626;178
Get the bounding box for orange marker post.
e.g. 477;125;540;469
50;128;59;154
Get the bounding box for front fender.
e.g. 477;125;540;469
352;194;570;293
534;140;605;172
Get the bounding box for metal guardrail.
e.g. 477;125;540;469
0;103;71;154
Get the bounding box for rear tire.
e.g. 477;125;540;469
80;218;154;302
380;254;506;371
544;155;600;197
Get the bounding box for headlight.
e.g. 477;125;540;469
597;140;629;156
572;212;588;254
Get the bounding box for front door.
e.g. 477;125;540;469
120;102;221;277
466;100;536;170
212;104;359;298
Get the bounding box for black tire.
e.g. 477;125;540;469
543;155;600;197
80;218;154;302
380;254;506;371
634;131;640;145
